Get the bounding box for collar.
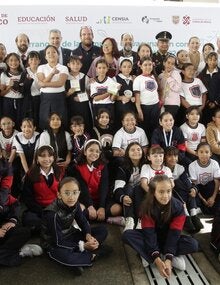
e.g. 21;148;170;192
206;68;218;75
40;167;54;178
118;73;132;81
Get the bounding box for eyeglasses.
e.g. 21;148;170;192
63;190;80;197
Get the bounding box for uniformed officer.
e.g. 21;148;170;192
152;31;172;75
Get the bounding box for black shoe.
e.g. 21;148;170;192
191;215;204;232
73;266;84;276
93;244;113;260
184;216;196;233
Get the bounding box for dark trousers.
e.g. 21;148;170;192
47;225;108;267
2;97;23;130
122;229;198;263
0;226;30;266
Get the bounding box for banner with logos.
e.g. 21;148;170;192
0;5;220;54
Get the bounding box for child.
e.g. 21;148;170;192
90;58;118;128
69;115;90;163
0;43;7;74
122;175;198;277
13;118;40;175
113;142;146;231
165;146;204;233
189;142;220;215
158;54;182;119
39;112;72;169
176;49;190;71
151;111;188;167
20;51;41;129
180;106;206;162
112;111;148;159
140;146;173;193
0;145;42;266
0;53;23;129
197;43;215;74
136;43;153;75
114;58;136;129
41;176;110;275
68;139;121;221
22;145;64;233
180;63;207;114
66;55;93;132
92;108;114;161
133;56;160;140
198;52;220;125
206;108;220;164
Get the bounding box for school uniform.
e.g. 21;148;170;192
122;197;198;264
70;133;90;163
39;47;72;66
41;199;107;267
87;56;119;79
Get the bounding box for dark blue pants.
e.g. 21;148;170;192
122;229;198;263
47;225;108;267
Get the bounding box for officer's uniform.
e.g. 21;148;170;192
152;31;172;75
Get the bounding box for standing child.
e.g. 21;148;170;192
0;53;23;129
13;118;40;175
122;175;198;277
69;115;90;163
66;55;93;132
133;56;160;140
158;54;182;119
180;63;207;115
113;142;146;231
41;177;110;275
114;58;136;129
189;142;220;215
165;146;204;233
68;139;121;221
90;58;119;128
176;49;190;72
20;51;41;129
39;112;72;170
180;106;206;162
22;145;64;233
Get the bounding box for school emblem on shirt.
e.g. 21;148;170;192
199;172;211;185
145;80;156;91
189;85;201;98
191;132;199;141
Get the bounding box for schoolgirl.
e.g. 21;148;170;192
122;175;198;277
22;145;64;233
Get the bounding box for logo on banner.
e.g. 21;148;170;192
96;16;131;24
0;13;8;25
65;16;87;24
182;15;191;26
172;16;180;25
17;16;56;24
141;16;162;24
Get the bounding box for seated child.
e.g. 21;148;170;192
165;146;203;233
41;177;111;275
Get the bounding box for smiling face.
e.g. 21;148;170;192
58;181;80;207
37;150;55;173
80;27;93;47
164;57;175;73
0;117;14;136
186;109;200;126
177;50;190;65
188;37;200;53
45;46;59;63
128;144;143;163
140;59;153;75
154;180;172;205
102;39;113;55
16;34;29;53
138;45;151;59
70;123;84;136
159;113;174;132
84;143;101;165
49;31;62;49
21;120;35;139
6;55;20;72
148;152;164;168
120;60;132;77
98;112;110;128
122;113;136;132
197;145;211;165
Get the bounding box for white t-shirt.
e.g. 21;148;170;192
37;63;68;93
90;76;116;104
180;122;206;150
0;130;18;159
133;74;159;105
140;164;173;181
26;67;41;96
13;132;40;153
180;78;207;106
189;159;220;185
112;126;149;150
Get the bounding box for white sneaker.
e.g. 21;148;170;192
141;256;149;267
136;219;142;229
123;217;135;232
172;255;186;271
20;244;43;257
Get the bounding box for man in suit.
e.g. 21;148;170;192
39;29;71;66
72;26;100;74
15;33;30;68
152;31;172;76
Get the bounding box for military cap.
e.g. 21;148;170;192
155;31;172;41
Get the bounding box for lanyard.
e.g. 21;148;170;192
163;129;173;147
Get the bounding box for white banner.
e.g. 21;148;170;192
1;5;220;54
